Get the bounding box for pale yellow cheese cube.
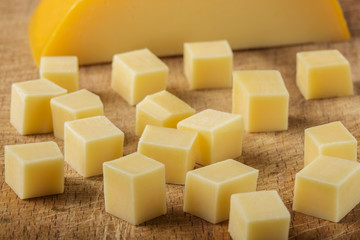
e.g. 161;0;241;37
103;152;166;225
138;125;198;184
5;141;64;199
229;190;290;240
64;116;124;177
40;56;79;92
111;48;169;105
296;49;353;99
50;89;104;139
184;159;258;224
184;40;233;89
293;156;360;222
178;109;243;166
10;79;67;135
304;121;357;166
232;70;289;132
136;90;195;136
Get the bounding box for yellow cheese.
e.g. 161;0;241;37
103;152;166;225
229;190;290;240
304;121;356;166
232;70;289;132
40;56;79;92
293;156;360;222
138;125;198;185
184;40;233;89
296;49;353;99
184;159;258;224
64;116;124;177
136;90;195;136
5;141;64;199
29;0;350;65
111;49;168;105
50;89;104;139
10;79;67;135
177;109;243;166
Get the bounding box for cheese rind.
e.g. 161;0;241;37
29;0;350;65
138;125;198;184
64;116;124;177
232;70;289;132
304;121;356;166
293;156;360;222
10;79;67;135
184;159;258;223
40;56;79;92
229;190;290;240
5;141;64;199
103;152;166;225
177;109;243;166
136;90;195;136
111;49;168;105
296;50;353;99
50;89;104;139
184;40;233;89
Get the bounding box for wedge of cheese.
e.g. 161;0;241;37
29;0;350;65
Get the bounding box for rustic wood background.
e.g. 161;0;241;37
1;0;360;239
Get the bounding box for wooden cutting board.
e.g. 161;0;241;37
1;0;360;239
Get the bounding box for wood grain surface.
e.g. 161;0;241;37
1;0;360;239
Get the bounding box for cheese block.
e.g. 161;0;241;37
184;159;258;224
5;141;64;199
29;0;350;65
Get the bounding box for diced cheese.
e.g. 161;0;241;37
10;79;67;135
5;141;64;199
136;90;195;136
293;156;360;222
177;109;243;166
296;49;353;99
184;159;258;224
111;49;168;105
29;0;350;65
50;89;104;139
138;125;198;184
103;152;166;225
304;121;357;166
64;116;124;177
232;70;289;132
229;190;290;240
184;40;233;89
40;56;79;92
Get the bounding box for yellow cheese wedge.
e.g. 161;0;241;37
29;0;350;65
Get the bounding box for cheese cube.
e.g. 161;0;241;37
184;159;258;224
50;89;104;139
136;90;195;136
111;49;169;105
184;40;233;89
5;141;64;199
178;109;243;166
232;70;289;132
10;79;67;135
64;116;124;177
40;56;79;92
304;121;357;166
229;190;290;240
296;49;353;99
138;125;198;184
293;156;360;222
103;152;166;225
